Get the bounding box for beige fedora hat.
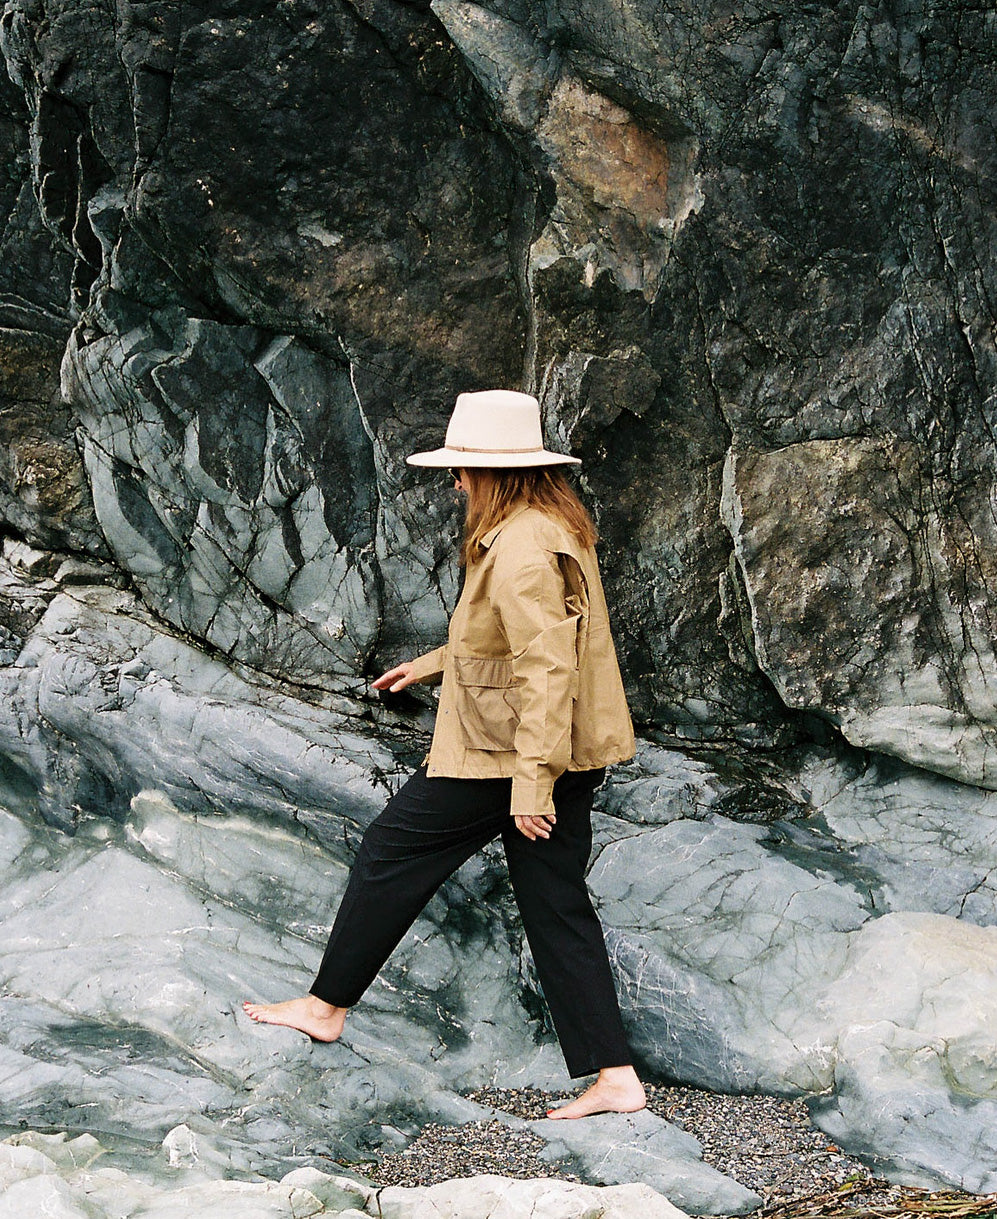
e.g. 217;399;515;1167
407;389;581;468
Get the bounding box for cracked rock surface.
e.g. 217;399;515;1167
2;0;996;774
2;559;997;1197
4;0;997;1206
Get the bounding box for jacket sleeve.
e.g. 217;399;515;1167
406;644;447;686
491;557;581;817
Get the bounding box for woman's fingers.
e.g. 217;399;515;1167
372;663;414;691
515;814;555;840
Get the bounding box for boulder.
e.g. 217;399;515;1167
376;1174;690;1219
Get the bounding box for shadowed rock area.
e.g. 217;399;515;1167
3;0;997;1206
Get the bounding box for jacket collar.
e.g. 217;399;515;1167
480;502;531;549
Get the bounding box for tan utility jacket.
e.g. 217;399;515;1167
406;503;635;817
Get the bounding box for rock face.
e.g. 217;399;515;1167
1;0;995;773
0;57;102;557
4;0;997;1204
2;0;526;693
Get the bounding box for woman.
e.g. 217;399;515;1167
245;389;645;1120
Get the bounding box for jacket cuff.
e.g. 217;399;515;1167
407;645;447;685
510;773;557;817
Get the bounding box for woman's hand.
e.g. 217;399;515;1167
372;662;418;693
514;813;556;841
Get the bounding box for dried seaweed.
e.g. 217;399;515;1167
758;1179;997;1219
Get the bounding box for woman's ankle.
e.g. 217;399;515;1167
595;1065;645;1094
306;992;343;1015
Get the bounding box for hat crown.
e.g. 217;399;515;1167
445;390;544;454
405;387;580;467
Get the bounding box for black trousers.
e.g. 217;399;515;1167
310;765;632;1078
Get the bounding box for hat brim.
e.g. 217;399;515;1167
407;446;581;468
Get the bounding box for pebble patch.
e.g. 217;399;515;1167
359;1084;997;1217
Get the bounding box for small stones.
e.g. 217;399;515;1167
641;1086;866;1209
465;1087;568;1122
367;1119;579;1188
421;1085;995;1218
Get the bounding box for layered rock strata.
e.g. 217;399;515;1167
2;558;997;1195
1;1;994;775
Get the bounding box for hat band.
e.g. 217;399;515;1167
449;443;545;454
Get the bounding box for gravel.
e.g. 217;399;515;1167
368;1118;581;1188
358;1083;997;1217
642;1085;866;1204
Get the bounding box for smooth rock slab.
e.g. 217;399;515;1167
811;912;997;1192
0;1175;93;1219
0;572;400;834
376;1174;690;1219
593;757;997;1190
131;1180;326;1219
594;812;868;1093
794;750;997;925
529;1110;759;1214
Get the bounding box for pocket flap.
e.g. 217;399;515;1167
455;655;518;689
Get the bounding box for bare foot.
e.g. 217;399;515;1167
546;1065;647;1120
242;994;347;1042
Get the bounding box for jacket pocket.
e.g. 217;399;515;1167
454;655;521;752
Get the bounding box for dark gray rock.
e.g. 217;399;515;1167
4;0;997;774
1;0;530;685
0;60;75;336
0;52;102;555
0;326;107;554
431;0;997;768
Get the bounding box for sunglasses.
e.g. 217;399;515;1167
447;467;462;482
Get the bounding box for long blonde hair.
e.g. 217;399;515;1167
459;466;597;566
